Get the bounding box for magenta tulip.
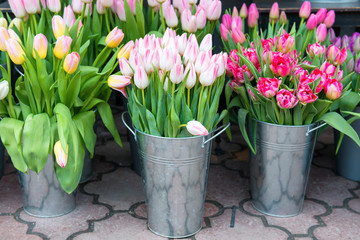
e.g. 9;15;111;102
324;10;335;28
324;78;342;100
257;77;281;98
299;1;311;19
306;14;317;30
316;23;327;42
276;89;298;109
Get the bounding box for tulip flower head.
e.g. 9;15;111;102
0;81;9;100
119;58;134;76
186;120;209;136
9;0;27;18
316;24;327;43
106;27;124;48
306;14;317;31
24;0;41;14
279;11;287;26
239;3;248;18
269;2;279;21
9;18;23;34
0;27;10;51
63;5;76;28
299;1;311;19
54;141;68;168
232;28;245;45
0;18;8;28
220;23;230;41
316;8;327;23
276;89;298;109
5;38;25;65
324;78;342;100
324;10;335;28
257;77;281;98
47;0;61;13
96;0;106;14
276;32;295;53
52;15;65;39
134;66;149;89
164;5;178;28
101;0;113;8
232;6;239;18
33;33;48;59
117;41;135;59
297;84;318;104
206;0;222;21
355;58;360;74
307;43;325;59
53;35;72;59
63;52;80;74
108;75;131;98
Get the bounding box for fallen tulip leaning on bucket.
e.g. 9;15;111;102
108;28;229;238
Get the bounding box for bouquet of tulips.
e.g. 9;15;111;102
0;10;124;193
108;28;228;137
224;26;360;153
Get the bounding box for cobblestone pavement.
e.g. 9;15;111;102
0;110;360;240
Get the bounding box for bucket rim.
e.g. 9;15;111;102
134;127;214;141
250;117;319;128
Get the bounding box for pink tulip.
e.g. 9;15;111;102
96;0;106;14
40;0;46;9
113;0;126;21
320;62;343;81
199;63;219;86
186;120;209;136
177;33;188;55
107;75;131;98
306;14;317;30
63;5;76;28
299;1;311;19
83;3;92;17
143;49;155;74
215;53;227;77
195;50;212;74
63;52;80;74
134;66;149;89
316;23;327;42
8;29;20;43
185;63;197;89
151;49;160;70
181;9;197;33
164;5;178;28
0;27;10;51
276;32;295;53
71;0;83;14
270;53;292;77
279;11;287;25
101;0;113;8
220;23;230;41
248;3;259;19
326;45;347;66
248;10;258;28
231;16;242;31
159;49;174;72
316;8;327;23
47;0;61;13
257;77;281;98
199;34;212;51
188;33;198;46
324;78;342;100
222;14;231;30
276;89;298;109
232;28;245;45
9;0;27;18
147;0;159;7
170;63;184;84
269;2;279;21
33;33;48;59
324;10;335;28
105;27;124;48
24;0;41;14
52;15;65;39
232;6;239;18
53;35;72;59
183;42;199;65
206;0;221;21
297;84;318;104
239;3;247;18
308;69;327;93
196;7;207;29
307;43;325;59
128;0;139;15
5;38;26;65
54;141;68;168
174;0;190;13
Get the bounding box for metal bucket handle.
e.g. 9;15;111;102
121;111;137;141
306;122;327;136
202;123;230;148
15;66;24;77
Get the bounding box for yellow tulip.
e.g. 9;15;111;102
0;27;10;51
53;35;72;59
117;40;134;60
105;27;124;48
63;52;80;74
5;38;25;65
33;33;48;59
54;141;68;168
0;17;8;28
52;15;65;39
9;18;23;34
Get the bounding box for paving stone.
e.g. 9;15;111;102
0;173;23;213
0;215;41;240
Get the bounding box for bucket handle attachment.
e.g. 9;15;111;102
306;122;327;136
15;66;24;77
121;111;136;141
202;123;230;148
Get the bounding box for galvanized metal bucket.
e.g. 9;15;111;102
249;118;320;217
122;112;229;238
80;149;93;183
18;154;76;217
334;107;360;181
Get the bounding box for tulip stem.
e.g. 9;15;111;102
5;53;16;119
142;89;145;106
301;30;311;56
355;75;360;93
299;18;304;29
271;20;275;38
197;86;205;121
272;97;280;124
160;3;166;33
187;88;191;107
31;14;38;33
80;3;87;24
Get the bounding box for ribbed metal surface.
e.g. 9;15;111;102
249;119;318;217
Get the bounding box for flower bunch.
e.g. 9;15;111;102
225;30;360;153
108;28;228;137
0;14;123;193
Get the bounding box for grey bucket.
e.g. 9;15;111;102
122;112;229;238
334;106;360;181
249;119;321;217
18;154;76;217
80;149;93;183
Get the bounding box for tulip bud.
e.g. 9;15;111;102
186;120;209;136
324;78;342;100
0;18;8;28
117;41;134;59
276;89;298;109
324;10;335;28
248;3;259;19
199;63;218;86
346;58;355;72
81;0;93;3
307;43;325;59
185;62;196;89
52;15;65;39
9;18;23;34
47;0;61;13
63;52;80;74
232;6;239;18
329;28;336;43
9;0;27;18
206;0;221;21
134;66;149;89
196;7;206;30
119;57;134;76
239;3;247;18
108;75;131;98
353;37;360;53
342;35;349;49
316;24;327;42
232;28;245;45
33;33;48;59
105;27;124;48
316;8;327;23
54;141;68;168
53;35;72;59
0;27;10;51
164;5;178;28
188;0;197;4
248;10;258;28
0;81;9;100
183;42;199;65
306;14;317;30
101;0;113;8
355;58;360;74
113;0;126;21
279;11;287;25
181;9;197;33
24;0;41;14
333;37;342;48
8;29;21;43
72;0;83;14
5;38;25;65
269;2;279;21
96;0;106;14
220;23;230;41
195;50;211;74
63;5;76;28
299;1;311;19
231;16;242;31
199;34;212;51
170;63;184;84
221;14;231;30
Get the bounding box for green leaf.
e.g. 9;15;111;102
65;72;81;108
22;113;51;173
0;118;27;172
97;102;123;147
123;0;140;41
146;109;161;136
238;109;256;153
73;111;97;158
135;0;145;37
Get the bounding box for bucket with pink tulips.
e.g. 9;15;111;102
108;28;228;238
0;8;124;216
220;2;360;217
